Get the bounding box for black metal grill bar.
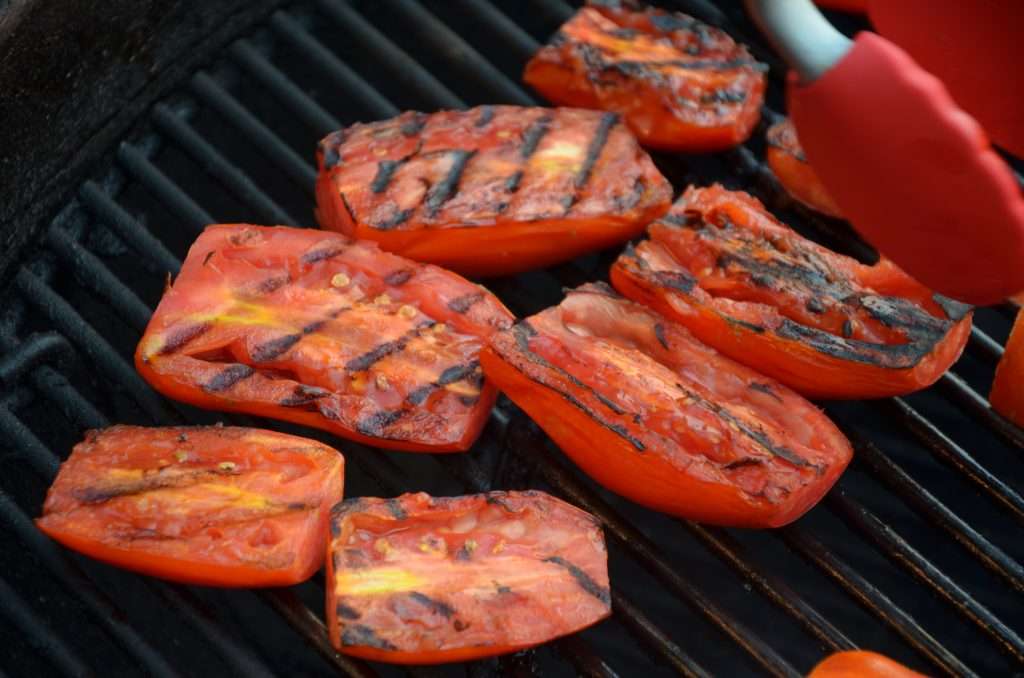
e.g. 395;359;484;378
846;434;1024;593
315;0;465;109
117;143;213;233
528;0;574;25
969;326;1004;365
190;72;317;193
0;404;60;479
79;181;181;275
229;40;340;136
151;104;299;226
826;491;1024;663
0;332;72;388
936;371;1024;451
45;227;152;333
881;398;1024;524
552;635;620;678
0;575;92;678
269;11;399;120
450;0;540;62
610;590;713;678
0;489;181;678
780;526;975;678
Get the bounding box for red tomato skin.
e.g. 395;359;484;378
990;310;1024;427
808;651;927;677
524;6;765;152
481;285;852;528
315;106;670;277
612;185;972;399
136;225;514;453
766;118;843;218
36;426;344;587
325;491;610;664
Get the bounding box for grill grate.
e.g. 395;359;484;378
1;1;1022;676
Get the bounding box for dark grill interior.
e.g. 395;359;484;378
2;1;1022;676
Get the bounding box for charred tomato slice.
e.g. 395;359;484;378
326;491;610;663
315;105;671;276
36;426;344;587
990;309;1024;428
611;185;973;399
808;651;926;678
135;225;513;452
481;283;852;527
766;118;843;218
523;3;766;151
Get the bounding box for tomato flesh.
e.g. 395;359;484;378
136;225;514;452
481;283;852;527
523;4;766;151
326;491;610;663
766;118;843;218
990;309;1024;428
315;105;671;276
611;185;973;399
808;651;927;677
36;426;344;587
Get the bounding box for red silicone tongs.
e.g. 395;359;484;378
745;0;1024;306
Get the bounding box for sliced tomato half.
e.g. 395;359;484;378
315;105;670;276
611;185;973;399
766;118;843;218
326;491;610;663
808;651;926;677
36;425;344;587
523;4;766;151
136;225;514;453
481;283;852;527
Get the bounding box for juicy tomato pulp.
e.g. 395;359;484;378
315;106;671;276
481;284;852;527
611;185;973;399
990;309;1024;428
523;3;766;151
135;225;514;453
765;118;843;218
36;426;344;587
326;491;610;663
808;651;927;678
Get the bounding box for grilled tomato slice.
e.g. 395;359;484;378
808;651;926;677
480;283;852;527
523;3;766;151
766;118;842;218
135;225;513;452
36;426;343;587
326;491;610;663
990;309;1024;428
611;185;973;399
315;105;671;276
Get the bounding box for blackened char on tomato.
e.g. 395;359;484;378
315;105;671;276
480;283;852;527
523;2;766;151
611;185;973;399
326;491;610;664
136;225;513;453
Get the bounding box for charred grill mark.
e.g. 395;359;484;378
504;171;524;193
612;177;646;212
648;12;699;33
336;603;361;620
701;89;748;104
374;208;414;231
340;624;397;651
405;385;434;406
254;275;290;295
425;150;476;217
542;556;610;606
437;362;479;386
345;323;431;373
656;270;697;294
202;251;215;266
322;145;341;169
723;457;765;470
475;106;494;127
330;497;366;527
406;362;481;407
278;384;331;407
385;498;408;520
748;382;782;402
725;316;765;333
933;294;972;321
371;159;404;194
384;269;414;286
608;58;760;75
842;319;853;338
301;244;347;265
251;333;302;363
676;383;813;469
520;114;553;159
400;112;427;137
653;323;670;350
159;323;212;355
355;409;405;438
574;112;618;194
485;494;520;513
448;292;484;314
507;323;646;451
204;364;255;393
805;298;826;314
408;592;455;618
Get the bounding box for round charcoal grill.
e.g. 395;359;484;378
1;1;1023;676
